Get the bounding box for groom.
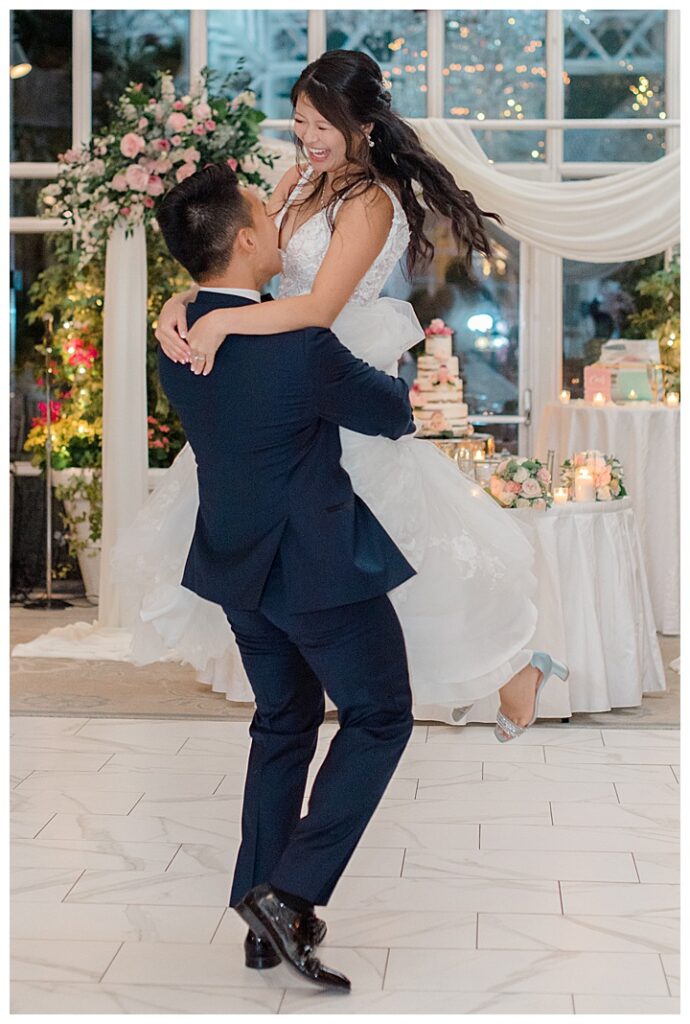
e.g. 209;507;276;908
156;164;417;991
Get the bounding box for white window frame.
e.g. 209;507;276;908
10;8;680;454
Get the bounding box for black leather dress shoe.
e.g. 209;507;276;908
245;910;327;969
235;884;350;991
244;930;281;969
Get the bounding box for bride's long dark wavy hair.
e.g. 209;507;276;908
285;49;503;278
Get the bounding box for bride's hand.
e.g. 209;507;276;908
186;310;228;376
155;291;194;364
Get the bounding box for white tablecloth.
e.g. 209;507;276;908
536;401;680;634
462;496;666;723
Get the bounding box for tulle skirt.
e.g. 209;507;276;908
112;297;537;723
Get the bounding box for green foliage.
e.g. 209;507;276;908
626;255;680;393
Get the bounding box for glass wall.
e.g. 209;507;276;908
10;9;72;162
562;252;665;396
92;9;190;131
444;9;547;163
208;9;308;123
563;9;667;162
326;9;428;118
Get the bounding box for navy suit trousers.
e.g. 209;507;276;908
226;581;413;907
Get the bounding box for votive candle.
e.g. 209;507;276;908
559;389;571;404
473;449;485;462
666;392;680;406
592;391;606;406
553;487;569;506
627;389;638;401
574;468;595;503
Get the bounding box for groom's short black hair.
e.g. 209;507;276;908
156;164;254;281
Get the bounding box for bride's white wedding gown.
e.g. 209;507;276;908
112;165;538;724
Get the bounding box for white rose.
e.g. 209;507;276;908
596;486;612;501
514;466;529;483
515;497;531;508
520;478;542;499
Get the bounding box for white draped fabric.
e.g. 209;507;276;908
97;223;149;628
537;401;681;635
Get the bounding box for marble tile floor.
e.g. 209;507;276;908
10;715;680;1014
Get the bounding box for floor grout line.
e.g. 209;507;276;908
97;940;125;983
31;812;58;840
60;867;86;903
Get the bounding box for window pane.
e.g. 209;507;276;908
11;180;52;218
382;215;521;438
563;9;667;162
208;9;308;125
326;10;427;118
444;10;546;162
10;10;72;162
562;252;665;396
92;10;190;131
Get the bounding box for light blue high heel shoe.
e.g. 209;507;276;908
494;651;570;743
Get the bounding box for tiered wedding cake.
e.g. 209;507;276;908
410;318;469;436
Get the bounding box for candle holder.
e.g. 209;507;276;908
559;389;571;404
665;392;680;407
553;487;569;506
592;391;606;406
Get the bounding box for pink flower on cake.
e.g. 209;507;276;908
120;132;146;158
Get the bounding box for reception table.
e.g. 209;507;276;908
536;400;680;634
457;496;666;725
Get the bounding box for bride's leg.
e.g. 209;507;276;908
496;655;543;740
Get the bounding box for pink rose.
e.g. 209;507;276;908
171;134;182;146
227;157;238;171
181;147;200;163
144;196;155;208
536;467;551;484
153;157;172;174
155;138;171;152
489;476;504;499
133;83;143;92
505;481;522;494
520;478;542;499
146;174;165;196
205;119;216;131
120;132;146;159
148;98;157;106
193;101;212;120
122;206;132;218
111;173;128;192
166;112;188;132
124;163;150;191
175;163;196;183
193;124;205;135
138;117;148;130
595;466;612;487
173;100;184;110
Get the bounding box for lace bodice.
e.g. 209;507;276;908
275;164;410;306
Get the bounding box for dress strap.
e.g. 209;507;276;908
274;163;315;230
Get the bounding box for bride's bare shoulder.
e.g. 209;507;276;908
265;163;310;215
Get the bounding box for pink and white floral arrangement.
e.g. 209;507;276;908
488;457;553;510
40;67;274;266
560;451;627;501
424;317;454;338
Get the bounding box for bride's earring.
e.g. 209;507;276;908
368;135;375;149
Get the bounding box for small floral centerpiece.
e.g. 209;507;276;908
488;457;553;509
560;451;627;501
40;65;273;266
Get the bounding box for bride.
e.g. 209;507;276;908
117;49;568;736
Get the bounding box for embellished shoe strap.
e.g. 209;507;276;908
496;708;524;739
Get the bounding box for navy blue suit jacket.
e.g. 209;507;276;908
158;291;417;613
